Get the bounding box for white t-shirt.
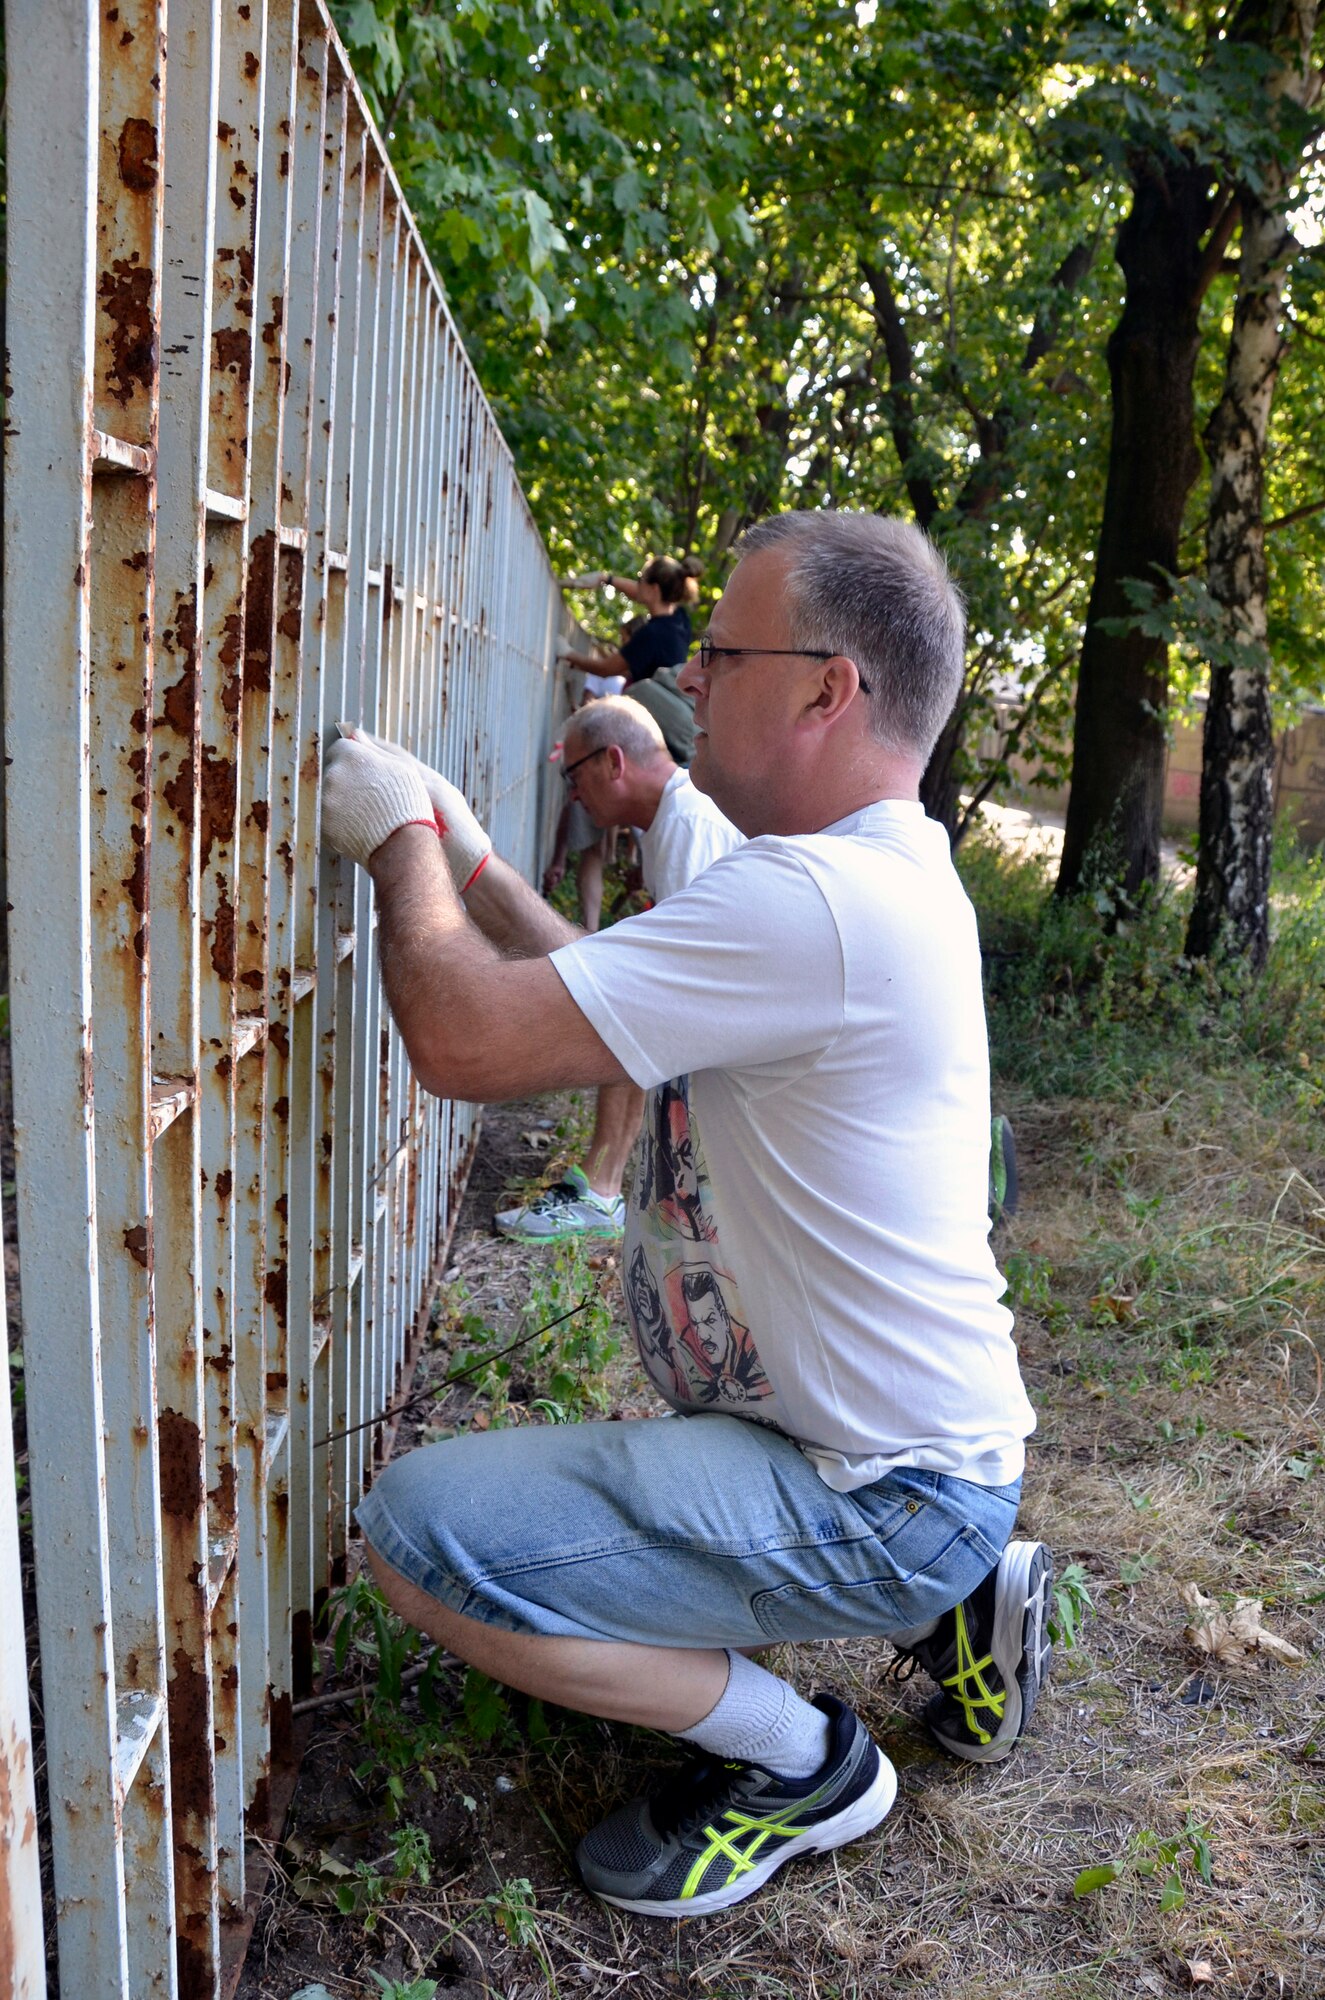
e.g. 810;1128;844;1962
551;799;1035;1492
638;770;744;902
582;670;627;699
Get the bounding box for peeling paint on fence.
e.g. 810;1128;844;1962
3;3;575;1993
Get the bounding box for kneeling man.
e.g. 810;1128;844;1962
321;511;1047;1918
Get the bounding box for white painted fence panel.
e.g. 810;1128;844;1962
2;3;576;1991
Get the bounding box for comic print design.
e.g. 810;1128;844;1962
626;1078;773;1412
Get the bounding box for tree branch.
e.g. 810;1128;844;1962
1195;187;1242;305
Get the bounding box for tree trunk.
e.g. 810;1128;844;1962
1187;2;1319;968
1056;160;1218;895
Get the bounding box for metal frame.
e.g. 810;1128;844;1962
2;4;576;1993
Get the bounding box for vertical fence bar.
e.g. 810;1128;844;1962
3;1;582;1989
0;1179;45;2000
4;2;131;1990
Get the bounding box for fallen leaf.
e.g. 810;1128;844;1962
520;1129;554;1152
1185;1961;1215;1986
1089;1292;1137;1322
1181;1583;1307;1666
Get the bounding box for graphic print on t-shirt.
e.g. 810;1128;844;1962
626;1077;771;1413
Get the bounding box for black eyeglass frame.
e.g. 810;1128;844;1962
561;743;611;788
695;637;872;697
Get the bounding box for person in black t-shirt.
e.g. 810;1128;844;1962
559;556;693;685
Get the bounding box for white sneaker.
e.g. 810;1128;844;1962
494;1165;625;1242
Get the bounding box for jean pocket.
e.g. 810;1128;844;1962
750;1520;1004;1643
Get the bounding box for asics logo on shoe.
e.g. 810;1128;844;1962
942;1601;1006;1746
681;1801;824;1900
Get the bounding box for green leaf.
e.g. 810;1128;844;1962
462;1667;513;1744
1073;1863;1119;1897
1158;1869;1185;1912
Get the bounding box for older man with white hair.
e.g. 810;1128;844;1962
495;695;743;1244
321;511;1048;1920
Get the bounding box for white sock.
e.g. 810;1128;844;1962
677;1651;831;1779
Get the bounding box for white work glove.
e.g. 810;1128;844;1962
555;641;576;663
321;733;439;868
339;723;493;891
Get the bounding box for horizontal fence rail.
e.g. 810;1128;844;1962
3;3;579;1993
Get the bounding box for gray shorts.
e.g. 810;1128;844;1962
356;1412;1021;1647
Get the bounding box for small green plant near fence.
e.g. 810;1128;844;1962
336;1823;434;1923
483;1875;558;1992
1048;1561;1094;1649
1074;1816;1215;1912
326;1573;455;1815
441;1237;619;1422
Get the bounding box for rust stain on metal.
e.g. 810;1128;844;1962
244;529;276;693
123;1223;152;1268
212;325;251;388
269;1023;289;1059
157;1411;204;1517
163;755;194;834
210;879;237;982
244;49;260;80
117;115;158;192
262;294;284;349
197;747;237;866
98;252;156;404
264;1262;288;1328
248;797;269;833
209;1461;236;1527
167;1631;217;1999
215;1169;233;1201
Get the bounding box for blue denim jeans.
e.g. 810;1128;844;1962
356;1412;1021;1648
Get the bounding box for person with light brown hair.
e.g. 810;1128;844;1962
560;556;694;685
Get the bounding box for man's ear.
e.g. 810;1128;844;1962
807;655;864;721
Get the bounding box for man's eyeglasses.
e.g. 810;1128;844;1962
561;743;609;788
694;636;871;696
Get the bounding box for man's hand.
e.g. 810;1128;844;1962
340;724;493;892
321;735;438;868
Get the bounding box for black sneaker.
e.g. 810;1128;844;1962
575;1694;896;1917
898;1540;1053;1763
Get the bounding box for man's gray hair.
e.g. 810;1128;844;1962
737;512;965;760
566;694;668;764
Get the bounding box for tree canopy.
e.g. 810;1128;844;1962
331;0;1325;901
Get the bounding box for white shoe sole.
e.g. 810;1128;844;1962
595;1752;898;1919
931;1540;1053;1764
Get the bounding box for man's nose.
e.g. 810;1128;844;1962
678;653;703;696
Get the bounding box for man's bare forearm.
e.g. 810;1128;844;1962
464;852;582;956
368;827;495;1089
563;646;630;676
366;825;628;1102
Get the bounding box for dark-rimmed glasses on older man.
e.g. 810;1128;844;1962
561;744;610;789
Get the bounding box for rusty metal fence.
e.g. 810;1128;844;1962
2;3;577;1993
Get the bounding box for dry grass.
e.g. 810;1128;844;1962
238;852;1325;2000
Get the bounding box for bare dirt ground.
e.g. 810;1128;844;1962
237;1057;1325;2000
